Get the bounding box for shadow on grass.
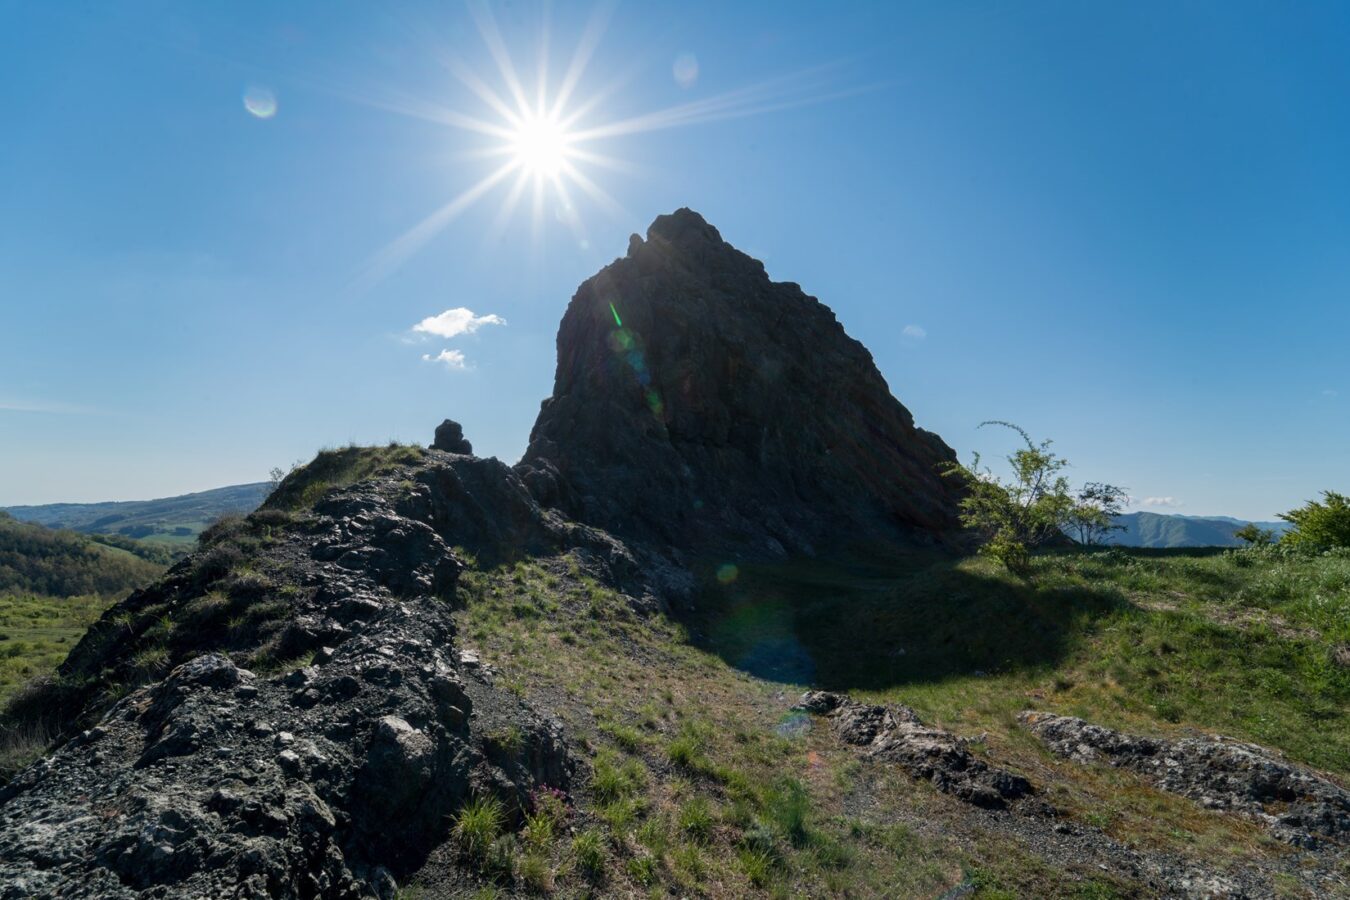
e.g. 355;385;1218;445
680;551;1133;690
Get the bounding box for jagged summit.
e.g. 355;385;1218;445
518;208;963;559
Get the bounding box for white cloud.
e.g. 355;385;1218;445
422;349;468;370
1323;388;1338;398
902;324;927;339
1142;496;1182;507
412;307;506;339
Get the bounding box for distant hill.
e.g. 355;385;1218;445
1105;512;1291;548
0;512;163;598
2;482;270;548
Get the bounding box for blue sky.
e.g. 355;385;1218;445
2;1;1347;520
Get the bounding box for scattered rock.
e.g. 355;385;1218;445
796;691;1032;808
1020;711;1350;848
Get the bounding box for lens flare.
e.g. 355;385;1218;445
673;53;699;89
243;85;277;119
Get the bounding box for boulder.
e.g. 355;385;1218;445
431;419;473;455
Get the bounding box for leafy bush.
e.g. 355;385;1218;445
1279;491;1350;550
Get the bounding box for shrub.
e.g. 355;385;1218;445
1234;522;1276;546
1280;491;1350;550
947;422;1124;574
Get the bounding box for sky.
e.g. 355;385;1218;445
2;1;1348;520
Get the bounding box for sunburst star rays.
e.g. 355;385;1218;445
352;2;864;291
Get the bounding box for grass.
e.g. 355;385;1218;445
454;795;505;861
0;592;111;702
265;443;425;512
433;546;1346;897
695;547;1350;774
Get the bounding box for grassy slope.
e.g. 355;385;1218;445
407;545;1348;898
0;593;110;704
0;514;165;702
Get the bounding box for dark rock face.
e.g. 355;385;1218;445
1020;711;1350;848
797;691;1032;809
0;457;578;899
431;419;473;455
518;208;963;559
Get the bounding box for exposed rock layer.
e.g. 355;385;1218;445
518;209;963;560
797;691;1032;809
1020;711;1350;849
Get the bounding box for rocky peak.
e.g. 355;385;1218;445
518;208;963;559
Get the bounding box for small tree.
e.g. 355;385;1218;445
947;421;1074;576
949;422;1127;574
1063;482;1129;546
1233;522;1275;546
1278;491;1350;549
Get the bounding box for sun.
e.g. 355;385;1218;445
509;112;572;178
352;4;850;289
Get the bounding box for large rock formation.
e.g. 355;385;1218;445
518;209;963;560
0;212;971;898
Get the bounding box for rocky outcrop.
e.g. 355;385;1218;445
1020;711;1350;848
518;208;964;560
431;419;472;455
0;454;584;898
0;212;975;897
796;691;1032;809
